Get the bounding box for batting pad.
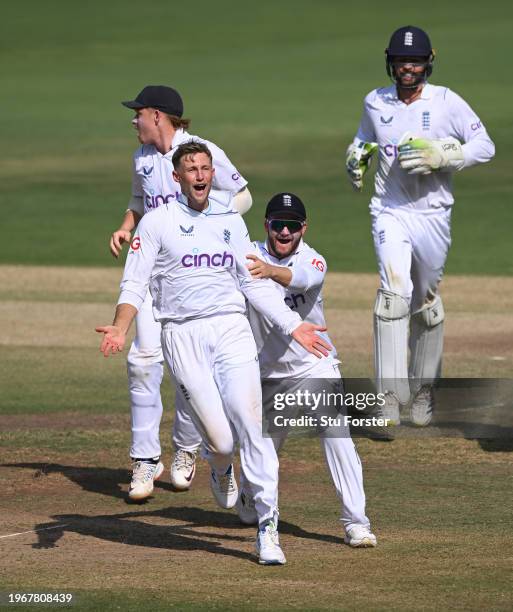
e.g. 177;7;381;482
409;295;445;394
373;288;411;404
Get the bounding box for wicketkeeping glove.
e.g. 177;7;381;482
398;136;464;175
346;141;379;191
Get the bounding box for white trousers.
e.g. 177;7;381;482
174;357;370;531
162;312;279;524
371;206;452;311
127;290;197;459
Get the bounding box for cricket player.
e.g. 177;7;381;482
110;86;252;500
345;26;495;425
171;193;377;547
97;142;332;565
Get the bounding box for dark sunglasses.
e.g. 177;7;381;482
268;219;304;233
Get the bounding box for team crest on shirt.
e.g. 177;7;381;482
223;229;231;243
380;116;393;125
180;225;194;236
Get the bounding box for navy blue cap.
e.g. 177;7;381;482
265;193;306;221
122;85;183;116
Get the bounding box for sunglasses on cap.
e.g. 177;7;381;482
268;219;304;233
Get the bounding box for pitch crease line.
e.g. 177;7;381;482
0;524;69;539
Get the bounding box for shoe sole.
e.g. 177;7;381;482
128;462;164;501
258;558;287;565
170;464;196;491
344;537;377;548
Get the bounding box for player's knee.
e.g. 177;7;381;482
127;363;164;394
374;288;410;320
205;432;235;459
412;294;445;328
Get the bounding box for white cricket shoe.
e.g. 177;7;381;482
410;385;435;427
236;489;258;525
377;392;401;426
344;525;377;548
170;450;197;490
256;518;286;565
210;465;238;509
128;460;164;501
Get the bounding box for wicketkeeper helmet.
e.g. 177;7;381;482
385;26;435;86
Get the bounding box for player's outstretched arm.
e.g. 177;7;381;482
96;303;137;357
291;322;332;359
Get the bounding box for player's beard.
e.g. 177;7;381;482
267;232;302;260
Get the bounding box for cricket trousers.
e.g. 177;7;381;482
162;312;280;524
127;289;195;459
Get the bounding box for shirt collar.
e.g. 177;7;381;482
391;82;434;103
177;192;211;215
171;128;190;150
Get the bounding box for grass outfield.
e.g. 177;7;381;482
1;0;512;273
1;266;512;610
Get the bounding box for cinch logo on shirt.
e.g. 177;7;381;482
181;251;234;268
285;293;306;310
384;144;399;158
145;192;181;209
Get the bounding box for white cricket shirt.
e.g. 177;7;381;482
131;129;248;214
247;240;339;378
353;84;495;211
118;195;301;334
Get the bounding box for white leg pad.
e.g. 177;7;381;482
374;289;411;405
409;294;445;394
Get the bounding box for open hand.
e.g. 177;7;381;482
291;322;332;358
95;325;126;357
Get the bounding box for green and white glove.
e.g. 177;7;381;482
346;141;379;191
398;135;464;175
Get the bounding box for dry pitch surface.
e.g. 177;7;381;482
0;266;512;611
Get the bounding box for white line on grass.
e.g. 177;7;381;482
0;524;68;539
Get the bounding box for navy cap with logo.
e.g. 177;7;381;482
386;26;432;58
122;85;184;117
265;193;306;221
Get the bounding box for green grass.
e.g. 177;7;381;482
1;0;512;273
0;347;175;415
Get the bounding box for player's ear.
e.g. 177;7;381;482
172;169;180;183
264;219;270;232
301;222;308;236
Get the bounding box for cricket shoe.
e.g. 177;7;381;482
170;449;197;490
410;385;435;427
344;525;377;548
256;518;286;565
236;489;258;526
210;465;238;509
377;392;401;426
128;460;164;501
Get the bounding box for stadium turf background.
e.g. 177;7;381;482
1;2;512;610
1;0;512;274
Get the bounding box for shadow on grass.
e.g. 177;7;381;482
1;462;178;501
3;463;345;555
